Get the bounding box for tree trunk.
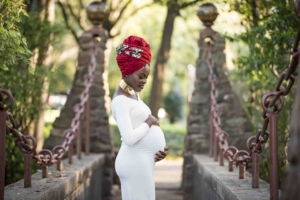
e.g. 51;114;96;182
148;1;180;118
31;0;55;151
250;0;259;26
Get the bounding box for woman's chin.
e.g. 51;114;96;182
135;88;142;92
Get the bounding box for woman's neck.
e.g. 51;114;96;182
119;79;135;95
113;86;138;100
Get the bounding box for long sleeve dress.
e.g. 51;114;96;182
111;94;166;200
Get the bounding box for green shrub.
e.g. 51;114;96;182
163;90;184;124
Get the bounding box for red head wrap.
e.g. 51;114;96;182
116;36;152;77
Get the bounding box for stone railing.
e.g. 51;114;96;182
190;154;273;200
4;154;105;200
183;2;299;200
0;38;99;199
1;2;114;199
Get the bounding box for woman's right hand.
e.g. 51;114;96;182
145;115;159;127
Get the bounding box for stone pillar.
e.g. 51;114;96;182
281;64;300;199
182;3;253;200
43;2;113;199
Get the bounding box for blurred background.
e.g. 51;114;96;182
1;0;297;191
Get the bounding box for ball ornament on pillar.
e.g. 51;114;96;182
86;1;109;26
197;3;218;27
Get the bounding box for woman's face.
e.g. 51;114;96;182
124;64;150;92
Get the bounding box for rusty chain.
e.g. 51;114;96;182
247;0;300;156
206;0;300;169
1;39;98;167
224;146;238;165
206;39;248;168
206;40;240;164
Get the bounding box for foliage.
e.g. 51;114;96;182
2;66;49;129
153;0;202;8
110;123;122;148
148;0;203;117
0;0;32;70
2;8;64;132
0;0;32;186
43;122;53;139
1;0;65;185
160;121;186;157
1;57;46;185
5;134;39;186
227;0;297;187
164;89;184;123
4;134;24;185
57;0;156;41
48;61;75;94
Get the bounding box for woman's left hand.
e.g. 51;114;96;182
155;146;169;162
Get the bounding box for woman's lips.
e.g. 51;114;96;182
139;85;144;89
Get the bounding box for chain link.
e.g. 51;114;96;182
224;146;238;163
206;41;241;165
0;90;13;112
249;1;300;159
1;39;99;167
234;150;251;167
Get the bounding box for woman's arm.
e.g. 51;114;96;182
112;97;149;146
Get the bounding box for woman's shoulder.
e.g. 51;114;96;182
111;95;140;115
112;94;131;102
111;95;138;107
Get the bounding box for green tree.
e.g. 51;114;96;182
0;0;31;70
57;0;156;102
164;89;184;123
1;0;65;185
148;0;203;118
227;0;298;187
0;0;33;185
57;0;154;42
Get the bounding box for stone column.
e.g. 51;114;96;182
182;3;253;200
43;2;113;199
281;64;300;199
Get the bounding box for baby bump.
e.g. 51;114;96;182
137;125;166;153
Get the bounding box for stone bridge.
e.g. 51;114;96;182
2;2;300;200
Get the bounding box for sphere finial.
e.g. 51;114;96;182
86;1;109;26
197;3;218;28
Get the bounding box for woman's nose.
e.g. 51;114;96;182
142;79;147;83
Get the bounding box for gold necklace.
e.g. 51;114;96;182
119;79;135;95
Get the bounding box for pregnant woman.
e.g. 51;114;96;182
111;35;168;200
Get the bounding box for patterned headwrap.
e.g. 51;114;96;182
116;36;152;77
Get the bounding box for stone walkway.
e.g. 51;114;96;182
112;158;183;200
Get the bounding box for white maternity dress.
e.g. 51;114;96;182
111;94;166;200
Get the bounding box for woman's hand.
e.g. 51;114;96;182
155;146;169;162
145;115;159;127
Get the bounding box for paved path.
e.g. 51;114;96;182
112;158;183;200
